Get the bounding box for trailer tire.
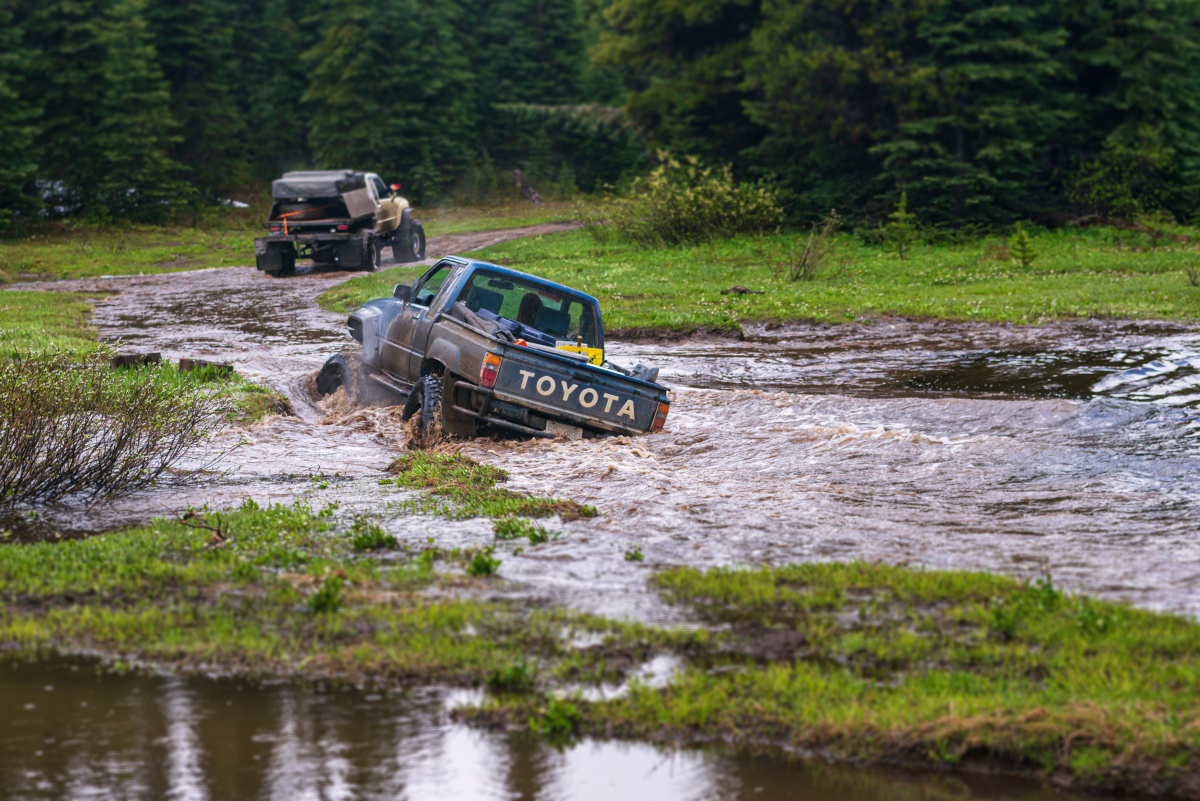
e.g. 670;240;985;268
402;373;444;448
317;353;359;401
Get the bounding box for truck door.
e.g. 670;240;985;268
369;175;398;235
407;265;462;376
383;263;453;381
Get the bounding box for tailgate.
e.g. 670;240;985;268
491;354;661;432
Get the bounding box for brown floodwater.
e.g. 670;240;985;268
0;655;1117;801
2;229;1199;798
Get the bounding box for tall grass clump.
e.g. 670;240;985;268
588;153;782;248
0;357;226;505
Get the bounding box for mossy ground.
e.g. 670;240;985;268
321;225;1200;330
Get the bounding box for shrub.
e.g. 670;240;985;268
0;357;226;506
786;211;841;281
349;517;397;552
466;548;501;577
1009;222;1037;268
493;517;559;544
596;152;782;248
307;574;345;614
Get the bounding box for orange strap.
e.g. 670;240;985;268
278;205;332;235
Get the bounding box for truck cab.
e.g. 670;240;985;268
321;257;669;443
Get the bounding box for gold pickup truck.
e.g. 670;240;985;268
254;170;426;277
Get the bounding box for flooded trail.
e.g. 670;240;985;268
471;320;1200;617
6;232;1200;619
0;655;1115;801
1;223;578;538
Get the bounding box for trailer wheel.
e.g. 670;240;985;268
402;373;444;448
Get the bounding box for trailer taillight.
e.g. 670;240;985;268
337;224;348;231
651;401;669;432
480;353;502;389
269;226;280;233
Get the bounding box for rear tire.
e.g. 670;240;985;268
402;373;445;448
317;354;359;401
364;236;381;272
410;222;426;261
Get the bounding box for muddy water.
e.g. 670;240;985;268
0;656;1110;801
476;320;1200;618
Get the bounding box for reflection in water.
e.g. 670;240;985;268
0;657;1111;801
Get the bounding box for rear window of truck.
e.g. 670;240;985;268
457;270;600;348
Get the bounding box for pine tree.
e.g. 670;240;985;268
92;0;186;218
143;0;249;194
0;1;42;229
26;0;182;220
1009;222;1036;267
303;0;475;202
886;192;917;260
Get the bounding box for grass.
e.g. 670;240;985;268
465;562;1200;796
320;225;1200;331
3;500;1198;793
0;291;101;357
0;226;258;283
419;201;578;237
0;499;648;689
382;452;597;521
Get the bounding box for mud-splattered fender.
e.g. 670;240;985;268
423;337;463;376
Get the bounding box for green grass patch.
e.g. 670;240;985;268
0;291;100;357
0;499;650;688
113;361;289;424
382;452;597;520
419;201;578;238
426;226;1200;331
0;226;258;283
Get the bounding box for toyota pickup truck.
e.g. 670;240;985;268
316;256;669;442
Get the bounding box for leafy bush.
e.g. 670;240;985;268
590;153;782;248
0;357;225;506
307;574;345;614
466;548;501;577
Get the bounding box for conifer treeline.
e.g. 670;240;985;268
5;0;1200;228
0;0;633;226
601;0;1200;224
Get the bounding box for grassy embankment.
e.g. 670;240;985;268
2;453;1198;795
319;226;1200;334
0;202;577;284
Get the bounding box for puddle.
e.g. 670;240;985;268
0;656;1119;801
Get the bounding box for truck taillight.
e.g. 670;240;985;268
651;401;669;432
480;353;502;388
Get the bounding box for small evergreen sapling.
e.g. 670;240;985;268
1009;222;1037;268
886;192;916;260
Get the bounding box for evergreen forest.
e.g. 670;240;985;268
4;0;1200;229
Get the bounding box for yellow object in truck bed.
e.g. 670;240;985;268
556;344;604;366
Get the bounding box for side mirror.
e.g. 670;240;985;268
393;284;412;302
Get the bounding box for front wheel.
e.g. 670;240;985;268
317;354;359;401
